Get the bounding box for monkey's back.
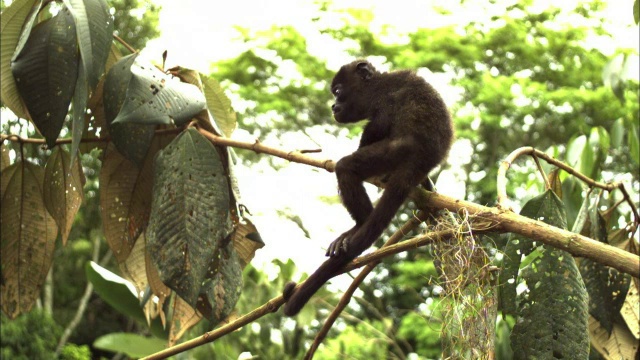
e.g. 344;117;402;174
379;71;454;168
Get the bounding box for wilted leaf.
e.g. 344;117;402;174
11;6;79;148
99;144;144;262
197;238;243;323
0;0;37;119
232;217;264;267
119;233;148;296
620;285;639;339
147;128;234;306
145;239;170;299
167;294;202;346
43;147;85;244
547;168;562;198
588;316;637;359
510;190;589;359
1;161;58;319
111;60;205;127
100;132;173;264
104;53;155;166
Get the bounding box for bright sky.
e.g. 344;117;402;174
140;0;639;278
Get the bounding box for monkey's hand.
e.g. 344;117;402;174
326;226;358;257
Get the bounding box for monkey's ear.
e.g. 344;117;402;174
355;61;374;80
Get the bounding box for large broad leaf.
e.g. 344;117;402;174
64;0;114;162
510;190;589;359
94;333;166;358
99;134;175;263
1;161;58;319
103;53;155;166
147;128;234;307
43;147;85;245
0;0;37;119
62;0;113;91
86;261;167;338
10;6;79;148
578;209;631;334
99;144;142;262
197;237;243;324
111;60;206;127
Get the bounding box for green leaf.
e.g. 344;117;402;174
565;135;586;170
10;6;79;148
147;128;234;307
0;142;10;171
94;333;166;358
70;64;88;166
198;239;243;323
86;261;142;319
629;122;639;165
578;211;631;334
103;54;155;166
200;74;237;137
510;190;589;359
10;0;43;62
1;161;58;319
634;0;639;25
111;60;206;127
81;0;114;90
0;0;37;119
86;261;168;338
610;118;625;149
43;147;85;245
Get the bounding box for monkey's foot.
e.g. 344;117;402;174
326;227;357;257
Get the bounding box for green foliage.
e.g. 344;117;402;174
1;310;62;360
315;320;397;360
93;332;166;358
110;0;159;51
397;311;442;358
59;343;91;360
506;191;590;358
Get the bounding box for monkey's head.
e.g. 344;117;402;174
330;60;378;123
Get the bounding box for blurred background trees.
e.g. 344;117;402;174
1;0;638;358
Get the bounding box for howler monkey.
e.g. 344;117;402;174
283;60;454;316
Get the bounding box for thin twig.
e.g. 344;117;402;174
55;234;102;355
112;34;137;54
496;146;639;236
140;228;463;360
305;211;429;359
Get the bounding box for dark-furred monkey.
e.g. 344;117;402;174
283;60;454;316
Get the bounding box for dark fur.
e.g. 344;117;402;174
283;60;454;316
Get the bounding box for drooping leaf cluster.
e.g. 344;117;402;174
0;0;264;343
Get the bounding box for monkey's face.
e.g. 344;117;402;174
330;63;373;124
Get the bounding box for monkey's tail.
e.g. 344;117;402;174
282;255;351;316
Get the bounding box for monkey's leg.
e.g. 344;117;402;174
328;140;403;256
283;165;425;316
329;139;423;256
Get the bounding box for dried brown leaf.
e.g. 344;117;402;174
43;147;85;244
1;161;58;319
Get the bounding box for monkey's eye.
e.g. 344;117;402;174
332;86;342;97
